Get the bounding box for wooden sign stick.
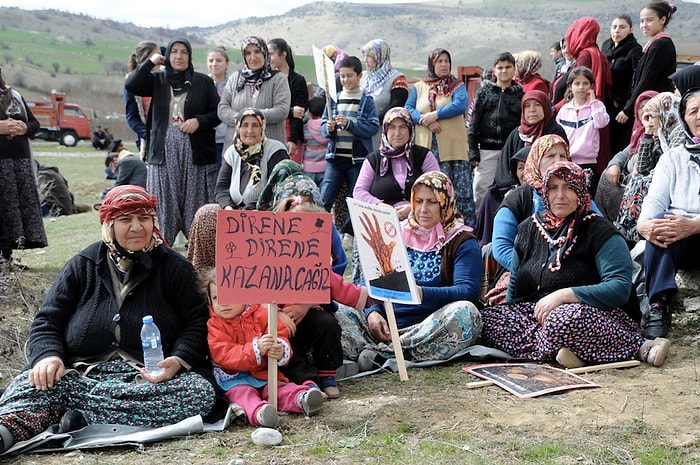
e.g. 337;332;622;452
268;303;278;409
384;301;409;381
465;359;641;389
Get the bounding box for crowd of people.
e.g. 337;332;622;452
2;0;699;454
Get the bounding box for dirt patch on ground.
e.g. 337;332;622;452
1;268;699;464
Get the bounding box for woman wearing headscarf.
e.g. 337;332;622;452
596;90;658;223
564;17;613;174
668;65;700;146
637;88;700;339
513;50;550;95
216;108;289;210
360;39;409;149
602;15;643;154
614;91;681;243
0;68;47;270
481;162;670;369
0;185;216;454
337;171;482;369
406;48;476;227
218;36;291;150
492;90;568;194
125;37;221;246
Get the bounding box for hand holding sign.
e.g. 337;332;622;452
359;211;396;276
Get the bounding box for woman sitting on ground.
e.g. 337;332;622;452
337;171;483;370
0;185;216;454
481;161;670;369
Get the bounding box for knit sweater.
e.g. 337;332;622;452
28;242;210;371
302;118;329;173
468;80;524;162
218;71;291;149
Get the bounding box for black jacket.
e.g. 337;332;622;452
602;34;643;111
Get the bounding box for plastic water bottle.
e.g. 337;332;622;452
140;315;164;375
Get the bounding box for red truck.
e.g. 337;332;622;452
26;92;92;147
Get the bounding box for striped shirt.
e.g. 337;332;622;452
335;87;364;158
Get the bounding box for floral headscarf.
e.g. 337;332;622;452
360;39;401;95
237;36;276;93
523;134;571;191
642;92;681;152
272;173;324;212
99;185;163;280
424;48;462;112
534;161;596;272
378;107;415;177
518;90;553;144
402;171;471;252
256;159;305;210
187;203;219;272
514;50;542;80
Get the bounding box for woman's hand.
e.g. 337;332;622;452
179;118;200;134
1;118;28;137
29;356;65;391
292;106;305;119
395;204;411;221
140;356;182;383
604;165;622;187
278;311;296;337
534;288;577;325
419;111;439;126
150;53;166;66
286;141;297;155
615;111;629;124
639;215;700;248
280;303;311;324
367;311;391;343
427;121;442;134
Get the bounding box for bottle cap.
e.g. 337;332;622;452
142;315;154;324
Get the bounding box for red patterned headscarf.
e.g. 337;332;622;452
99;185;162;252
518;90;553;144
534;162;596;272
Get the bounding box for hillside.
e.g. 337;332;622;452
0;0;698;143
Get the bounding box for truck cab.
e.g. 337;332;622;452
26;92;92;147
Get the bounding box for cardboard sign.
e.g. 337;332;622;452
215;209;333;304
346;198;420;304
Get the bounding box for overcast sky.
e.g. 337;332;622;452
3;0;431;28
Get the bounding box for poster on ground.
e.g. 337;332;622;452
346;198;420;305
463;363;599;398
215;209;333;304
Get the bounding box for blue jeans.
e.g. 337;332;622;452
320;157;361;212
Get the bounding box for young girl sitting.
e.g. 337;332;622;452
201;267;324;428
555;66;610;193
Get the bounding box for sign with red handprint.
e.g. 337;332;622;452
347;198;420;304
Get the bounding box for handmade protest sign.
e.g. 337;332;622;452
347;198;420;305
215;209;333;304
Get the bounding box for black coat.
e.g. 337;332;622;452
602;34;643;111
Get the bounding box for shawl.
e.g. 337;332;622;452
378;107;415;177
402;171;471;252
236;36;276;93
534;161;596;272
360;39;401;95
602;33;641;63
165;38;194;96
522;134;571;191
423;48;462;112
669;65;700;95
565;17;611;99
229;108;267;203
518;90;553;144
629;90;659;155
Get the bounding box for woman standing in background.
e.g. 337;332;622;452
124;40;159;156
0;68;47;270
207;45;230;167
269;38;308;163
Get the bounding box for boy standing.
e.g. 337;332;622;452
468;52;523;208
320;56;379;214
